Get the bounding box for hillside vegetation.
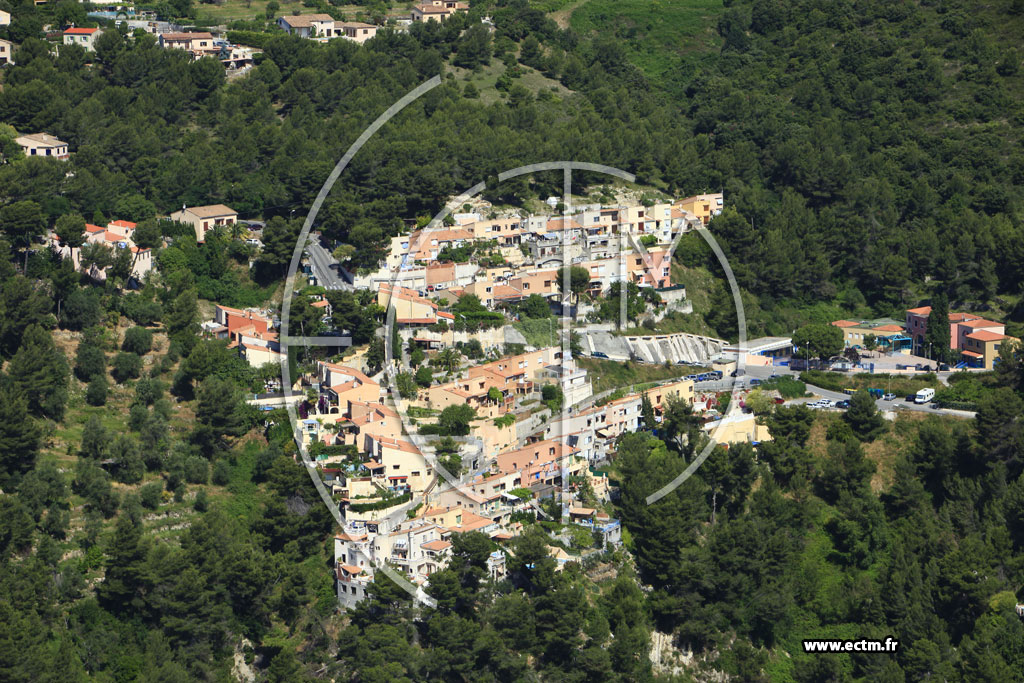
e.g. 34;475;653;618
0;0;1023;680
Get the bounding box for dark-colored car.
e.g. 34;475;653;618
836;399;851;409
905;394;916;402
592;351;609;359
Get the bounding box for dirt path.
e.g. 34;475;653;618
551;0;587;29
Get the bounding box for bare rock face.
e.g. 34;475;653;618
286;494;312;516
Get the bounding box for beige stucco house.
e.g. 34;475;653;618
15;133;69;160
169;204;238;243
0;38;14;66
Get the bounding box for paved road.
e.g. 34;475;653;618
693;365;975;418
306;237;351;290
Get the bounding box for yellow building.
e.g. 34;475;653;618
961;331;1019;370
674;193;723;225
706;413;771;444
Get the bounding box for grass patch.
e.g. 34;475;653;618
621;264;718;337
211;439;263;522
569;0;724;86
799;371;941;396
578;357;693;394
514;317;562;349
448;60;573;106
758;375;807;399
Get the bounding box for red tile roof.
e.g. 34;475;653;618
421;539;451;551
959;318;1002;329
966;330;1009;342
65;27;99;35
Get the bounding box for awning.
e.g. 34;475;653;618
388;475;408;480
961;350;983;358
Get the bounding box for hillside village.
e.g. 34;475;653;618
30;181;1022;611
294;192;738;607
32;184;1022;609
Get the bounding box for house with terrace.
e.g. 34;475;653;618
411;0;468;22
169;204;237;244
51;219;153;282
158;32;218;58
277;14;336;38
316;362;382;416
377;284;454;329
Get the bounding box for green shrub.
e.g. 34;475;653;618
140;482;162;509
212;459;232;486
122;326;153;355
184;456;209;484
798;370;846;392
112;352;143;383
86;374;108;406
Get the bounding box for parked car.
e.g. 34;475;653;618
774;397;786;405
883;393;896;401
591;351;609;359
906;394;917;402
750;378;762;387
835;399;851;409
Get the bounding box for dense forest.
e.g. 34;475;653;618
1;0;1024;680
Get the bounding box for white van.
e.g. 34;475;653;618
915;387;935;404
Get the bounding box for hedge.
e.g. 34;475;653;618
348;492;412;513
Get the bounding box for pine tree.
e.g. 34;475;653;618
845;389;887;441
0;379;41;488
8;325;70;421
165;288;199;354
97;515;147;614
